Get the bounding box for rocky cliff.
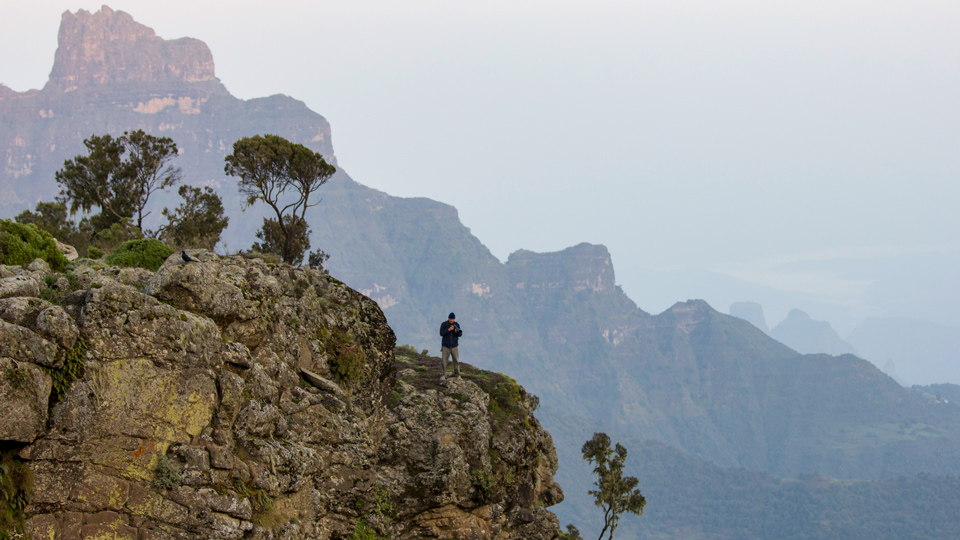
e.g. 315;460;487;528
0;6;334;238
0;254;563;539
46;6;217;92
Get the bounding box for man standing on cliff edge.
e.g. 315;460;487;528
440;312;463;380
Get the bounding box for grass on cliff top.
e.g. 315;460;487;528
393;345;531;426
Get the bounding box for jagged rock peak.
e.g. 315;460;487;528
45;5;217;92
506;242;616;293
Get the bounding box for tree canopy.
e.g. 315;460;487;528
160;185;229;250
582;432;646;540
224;134;335;265
55;130;181;232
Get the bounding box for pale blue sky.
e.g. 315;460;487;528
2;0;958;329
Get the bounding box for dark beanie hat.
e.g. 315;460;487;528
448;312;456;319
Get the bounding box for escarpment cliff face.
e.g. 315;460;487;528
0;6;334;241
46;6;217;92
0;254;562;539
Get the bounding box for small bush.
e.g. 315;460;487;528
45;338;87;404
324;327;367;384
87;246;103;259
105;238;174;272
373;484;397;519
471;469;495;502
153;454;182;490
0;449;33;535
560;524;584;540
0;219;67;272
90;219;142;255
40;273;82;305
350;518;384;540
396;344;419;356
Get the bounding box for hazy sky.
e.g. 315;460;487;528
2;0;958;327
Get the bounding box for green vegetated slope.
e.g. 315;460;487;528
542;407;960;540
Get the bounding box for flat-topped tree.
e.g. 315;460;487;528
55;130;181;233
224;134;335;265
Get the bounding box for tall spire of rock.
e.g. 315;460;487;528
45;5;217;92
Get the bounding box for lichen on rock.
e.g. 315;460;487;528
0;250;564;539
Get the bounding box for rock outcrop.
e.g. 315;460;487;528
0;6;335;227
0;254;562;539
46;6;217;92
506;243;617;294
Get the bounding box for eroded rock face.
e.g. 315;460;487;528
0;358;52;442
0;253;563;539
46;6;217;92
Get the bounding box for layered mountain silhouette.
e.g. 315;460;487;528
770;308;859;356
730;300;770;332
5;7;960;538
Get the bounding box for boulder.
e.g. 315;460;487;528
27;258;52;274
0;275;41;299
36;305;80;349
56;239;79;261
0;357;52;442
0;296;53;327
145;252;252;325
0;319;61;368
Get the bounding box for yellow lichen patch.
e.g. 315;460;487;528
83;358;215;481
24;514;58;540
88;359;216;444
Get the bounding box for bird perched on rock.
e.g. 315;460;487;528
181;251;197;263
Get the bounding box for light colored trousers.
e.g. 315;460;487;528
441;346;460;377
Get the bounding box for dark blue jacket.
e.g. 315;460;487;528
440;321;462;348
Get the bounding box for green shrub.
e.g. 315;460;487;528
324;327;367;384
153;454;182;490
471;469;495;502
372;484;397;519
350;518;384;540
44;338;87;404
87;246;103;259
40;273;82;305
0;449;33;536
0;219;67;272
90;218;142;255
105;238;174;272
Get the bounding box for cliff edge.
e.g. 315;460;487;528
0;253;563;539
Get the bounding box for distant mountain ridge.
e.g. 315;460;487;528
770;308;859;356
